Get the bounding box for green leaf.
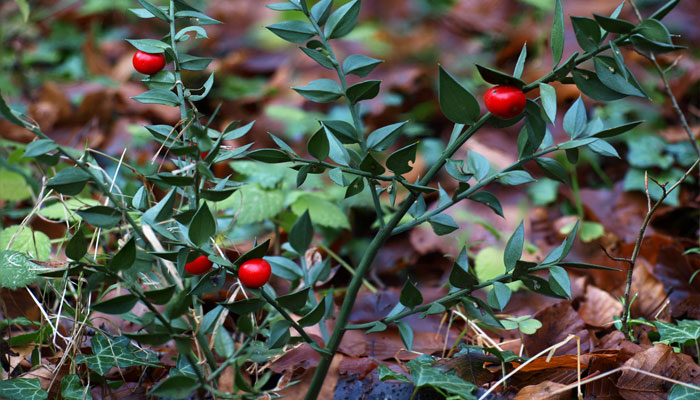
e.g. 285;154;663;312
277;287;310;311
513;43;527;79
571;16;601;52
551;0;564;66
399;280;423;309
539;83;557;124
65;231;88;261
291;194;350;229
386;142;418;175
76;334;159;375
467;151;490;181
650;0;681;21
580;221;605;242
267;20;316;43
290;210;314;254
563;96;587;138
449;250;478;289
0;92;26;127
126;38;169;53
149;375;200;399
0;226;51;261
499;170;535;186
572;68;626;101
311;0;333;25
108;237;136;271
343;54;383;77
378;364;411;383
0;378;48;400
504;220;525;271
594;56;645;97
214;326;235;358
593;120;643;138
23;139;57;158
588;139;620;158
475;64;525;88
175;26;208;41
345;177;364;198
0;251;40;289
593;13;635;34
346;80;381;103
189;202;216;247
438;66;480;124
61;374;92;400
668;384;700;400
131;89;180;106
77;206;121;229
325;127;351;166
654;320;700;345
189;72;215;101
468;191;503;217
293;79;343;103
92;294;139;315
227;185;284;225
300;47;334;70
323;119;358;143
487;282;511;310
298;296;327;326
308;129;330;160
359;153;385;175
225;298;266;314
407;355;476;398
396;321;414;351
366;121;408;151
428;213;459;236
630;34;684;54
548;266;571;298
0;169;32;201
324;0;361;39
174;10;222;25
536;157;570;185
267;2;302;11
266;256;303;280
137;0;170;21
47;167;92;196
179;54;213;71
247;148;292;164
14;0;30;21
366;321;388;334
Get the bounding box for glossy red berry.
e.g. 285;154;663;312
200;151;209;160
484;85;527;119
185;255;213;275
238;259;272;288
132;51;166;75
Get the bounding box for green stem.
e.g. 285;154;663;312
169;0;188;122
391;146;560;235
292;157;395;182
259;290;319;346
304;115;491;399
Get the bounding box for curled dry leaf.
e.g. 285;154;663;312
523;300;594;356
514;380;572;400
578;284;623;328
617;344;700;400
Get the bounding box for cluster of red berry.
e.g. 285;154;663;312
185;256;271;289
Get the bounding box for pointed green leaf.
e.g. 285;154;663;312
438;66;480;124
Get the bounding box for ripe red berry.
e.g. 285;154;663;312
238;259;272;288
484;85;527;119
200;151;209;160
132;51;166;75
185;255;213;275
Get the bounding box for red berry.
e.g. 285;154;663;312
132;51;166;75
200;151;209;160
238;259;272;288
484;85;527;119
185;255;213;275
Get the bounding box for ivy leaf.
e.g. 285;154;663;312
0;379;48;400
0;226;51;261
61;374;92;400
76;334;159;375
0;251;40;289
148;376;200;399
